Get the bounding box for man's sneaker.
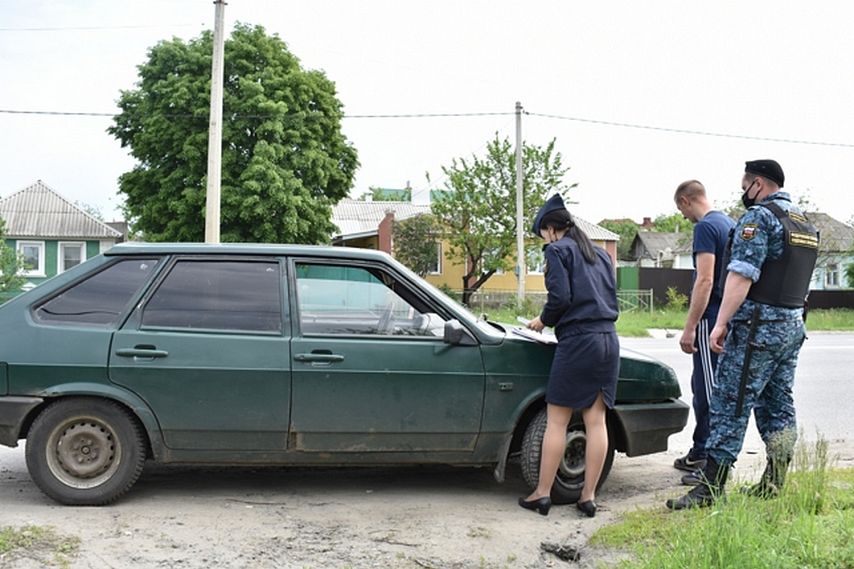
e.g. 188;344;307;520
673;453;707;472
681;470;703;486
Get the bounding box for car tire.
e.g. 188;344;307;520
520;407;615;505
25;398;146;506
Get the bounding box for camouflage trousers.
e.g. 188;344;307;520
706;316;806;466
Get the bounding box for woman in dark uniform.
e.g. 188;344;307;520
518;194;619;518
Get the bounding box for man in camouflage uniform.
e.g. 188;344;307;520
667;159;819;510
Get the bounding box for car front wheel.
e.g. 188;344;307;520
519;407;615;505
25;398;146;506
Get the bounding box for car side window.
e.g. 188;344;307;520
295;262;446;337
35;258;160;327
141;260;282;333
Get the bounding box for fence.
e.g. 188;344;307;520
442;288;656;314
617;289;654;313
807;290;854;310
462;289;547;313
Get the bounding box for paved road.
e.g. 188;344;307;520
621;331;854;454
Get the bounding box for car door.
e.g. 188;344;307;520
288;259;485;453
109;256;291;451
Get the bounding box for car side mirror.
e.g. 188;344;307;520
443;319;477;346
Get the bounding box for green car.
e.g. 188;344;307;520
0;243;688;505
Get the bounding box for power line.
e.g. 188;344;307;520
0;109;114;117
0;24;198;32
0;109;512;119
344;112;513;119
1;107;852;148
526;111;854;149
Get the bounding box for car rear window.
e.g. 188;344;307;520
141;260;282;333
35;258;160;327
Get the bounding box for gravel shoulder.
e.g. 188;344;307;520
2;440;853;569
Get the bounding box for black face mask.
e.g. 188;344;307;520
741;180;758;209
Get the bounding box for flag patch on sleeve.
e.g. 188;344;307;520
740;224;758;240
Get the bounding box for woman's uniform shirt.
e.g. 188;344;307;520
539;236;619;338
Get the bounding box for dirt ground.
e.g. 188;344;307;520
2;439;853;569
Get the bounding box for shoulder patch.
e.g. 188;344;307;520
789;231;819;249
740;224;758;240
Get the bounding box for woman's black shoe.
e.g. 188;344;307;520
518;496;551;516
576;499;597;518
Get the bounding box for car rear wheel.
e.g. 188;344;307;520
25;398;146;506
520;407;615;505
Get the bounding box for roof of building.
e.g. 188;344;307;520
573;216;619;242
807;212;854;253
632;231;692;259
332;199;432;239
0;180;122;239
332;198;619;242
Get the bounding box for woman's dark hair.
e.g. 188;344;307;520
541;210;597;264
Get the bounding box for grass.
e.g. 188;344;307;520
806;308;854;331
590;439;854;569
0;525;80;568
484;307;854;337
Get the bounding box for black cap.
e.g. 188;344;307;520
531;194;567;236
745;159;784;188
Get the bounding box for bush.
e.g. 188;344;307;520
665;286;688;310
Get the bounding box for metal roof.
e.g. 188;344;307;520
632;231;692;259
0;180;122;239
331;198;618;241
573;215;619;242
332;199;431;239
807;212;854;253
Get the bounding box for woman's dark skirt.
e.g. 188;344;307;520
546;330;619;409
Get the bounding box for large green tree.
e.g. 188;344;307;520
430;135;573;305
653;212;691;234
110;24;358;243
393;214;440;277
598;219;638;261
0;218;24;293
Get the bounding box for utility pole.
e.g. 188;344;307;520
515;101;525;306
204;0;227;244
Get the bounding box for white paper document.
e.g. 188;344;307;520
511;326;558;345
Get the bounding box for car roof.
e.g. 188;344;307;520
104;242;393;262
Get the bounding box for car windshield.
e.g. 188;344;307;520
393;265;505;338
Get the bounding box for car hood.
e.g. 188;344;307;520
496;324;682;401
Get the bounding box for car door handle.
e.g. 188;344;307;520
115;348;169;358
294;353;344;363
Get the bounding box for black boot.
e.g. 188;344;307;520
666;458;729;510
743;455;790;499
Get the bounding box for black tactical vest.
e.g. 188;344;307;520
720;201;819;308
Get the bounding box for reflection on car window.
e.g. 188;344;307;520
142;260;281;333
35;259;160;327
295;263;446;337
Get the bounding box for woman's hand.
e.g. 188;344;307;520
527;316;545;332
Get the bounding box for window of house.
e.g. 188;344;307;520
526;248;546;274
59;242;86;273
141;260;282;333
825;264;840;288
17;241;45;276
476;248;506;276
35;258;160;326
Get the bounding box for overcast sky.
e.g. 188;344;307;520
2;0;852;228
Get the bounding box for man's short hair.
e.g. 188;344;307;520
674;180;706;202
